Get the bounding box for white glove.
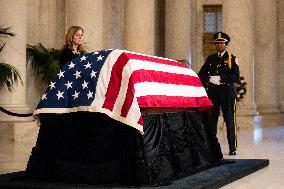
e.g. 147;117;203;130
209;76;221;85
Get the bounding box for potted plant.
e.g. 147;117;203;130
26;43;60;87
0;26;34;117
0;26;22;91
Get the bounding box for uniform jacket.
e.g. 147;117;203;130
198;51;240;90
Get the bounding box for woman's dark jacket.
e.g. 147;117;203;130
59;48;81;68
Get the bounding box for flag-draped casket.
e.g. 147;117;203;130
34;49;212;133
26;50;222;186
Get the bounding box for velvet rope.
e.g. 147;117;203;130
0;106;33;117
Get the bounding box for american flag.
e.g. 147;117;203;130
34;49;212;133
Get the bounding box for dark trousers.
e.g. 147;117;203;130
207;85;237;153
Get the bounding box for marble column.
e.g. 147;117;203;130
124;0;155;55
165;0;192;65
26;0;66;111
254;0;279;113
223;0;257;126
66;0;104;52
35;0;66;49
103;0;125;50
0;0;31;122
278;0;284;112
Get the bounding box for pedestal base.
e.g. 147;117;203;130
256;104;280;114
0;121;38;142
218;115;258;130
280;103;284;113
0;106;33;122
254;113;284;128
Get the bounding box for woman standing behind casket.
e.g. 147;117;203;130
26;25;141;184
59;25;86;68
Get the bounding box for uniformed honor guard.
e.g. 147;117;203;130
198;32;240;155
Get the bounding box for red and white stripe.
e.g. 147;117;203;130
92;50;212;133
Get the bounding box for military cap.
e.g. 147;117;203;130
213;32;230;43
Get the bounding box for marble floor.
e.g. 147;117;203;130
0;114;283;189
219;114;284;189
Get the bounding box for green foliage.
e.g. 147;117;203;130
177;59;190;65
236;76;247;102
0;26;15;53
0;63;22;91
0;26;15;36
26;43;60;86
0;25;22;91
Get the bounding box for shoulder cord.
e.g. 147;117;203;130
228;51;232;69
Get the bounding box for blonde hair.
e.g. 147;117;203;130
64;25;85;53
